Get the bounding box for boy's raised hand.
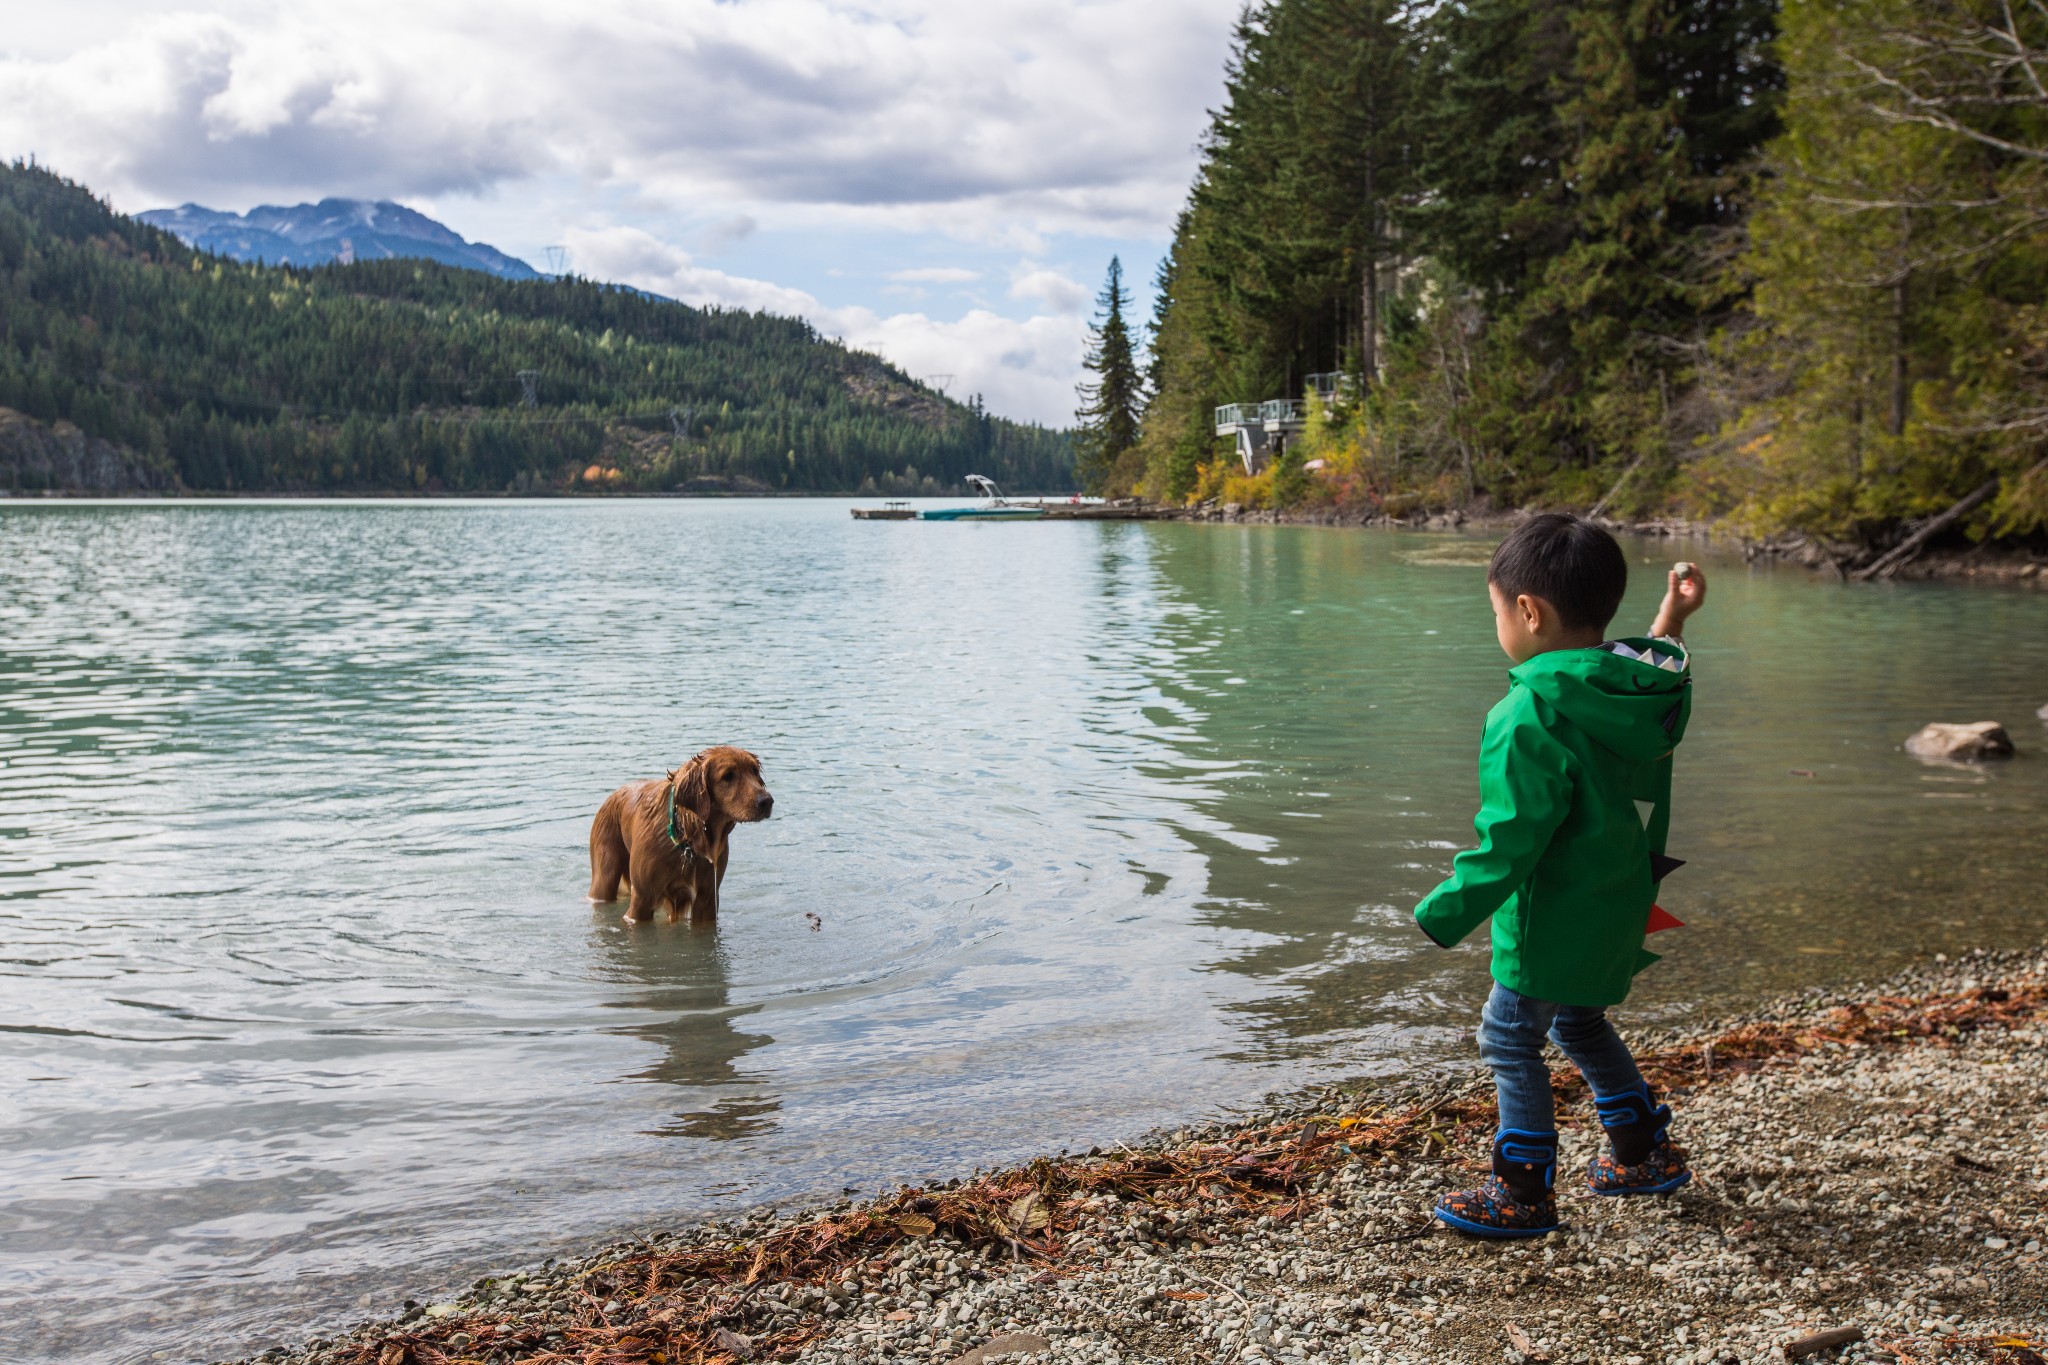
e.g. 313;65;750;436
1650;562;1706;640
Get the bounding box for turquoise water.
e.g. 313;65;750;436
1;500;2043;1364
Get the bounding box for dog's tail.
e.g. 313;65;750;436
587;789;630;902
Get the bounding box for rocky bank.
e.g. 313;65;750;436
1152;501;2048;587
0;406;177;493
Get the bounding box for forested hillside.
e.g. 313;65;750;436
0;164;1073;495
1133;0;2048;548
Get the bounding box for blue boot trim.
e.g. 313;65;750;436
1433;1196;1561;1239
1431;1131;1562;1239
1593;1086;1668;1139
1496;1128;1559;1189
1593;1086;1673;1155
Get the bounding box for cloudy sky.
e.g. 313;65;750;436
0;0;1241;425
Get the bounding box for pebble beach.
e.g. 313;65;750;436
228;948;2047;1365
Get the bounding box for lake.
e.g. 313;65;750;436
2;499;2044;1364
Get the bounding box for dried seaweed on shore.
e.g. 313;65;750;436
1878;1334;2047;1365
323;981;2045;1365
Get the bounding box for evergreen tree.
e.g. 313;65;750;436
1192;0;1423;399
1134;0;1781;514
1417;0;1780;507
1133;210;1226;502
1414;0;1577;303
1721;0;2048;540
1135;0;1425;502
1074;256;1144;493
1312;0;1424;385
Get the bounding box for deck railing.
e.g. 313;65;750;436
1218;391;1345;433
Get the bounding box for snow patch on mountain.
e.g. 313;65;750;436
138;199;540;279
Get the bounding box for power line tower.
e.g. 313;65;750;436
516;370;540;407
545;245;568;275
926;373;956;393
668;405;694;436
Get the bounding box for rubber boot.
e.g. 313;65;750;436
1433;1130;1561;1239
1586;1086;1691;1195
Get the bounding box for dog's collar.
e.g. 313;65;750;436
664;772;701;865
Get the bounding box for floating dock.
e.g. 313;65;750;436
853;475;1176;523
1038;504;1172;520
850;501;1171;522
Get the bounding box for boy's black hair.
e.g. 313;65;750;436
1487;513;1629;633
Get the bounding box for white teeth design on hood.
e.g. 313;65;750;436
1603;638;1688;672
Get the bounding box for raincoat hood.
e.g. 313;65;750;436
1510;638;1691;764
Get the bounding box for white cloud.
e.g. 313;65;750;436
0;1;1236;238
888;267;980;284
561;226;818;316
855;310;1088;429
0;0;1220;423
1008;264;1090;316
0;13;540;202
564;226;1086;426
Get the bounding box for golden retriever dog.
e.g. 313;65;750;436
587;746;773;923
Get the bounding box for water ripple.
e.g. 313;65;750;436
1;501;2044;1365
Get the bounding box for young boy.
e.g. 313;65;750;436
1415;513;1707;1239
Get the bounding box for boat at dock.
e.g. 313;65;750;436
920;505;1046;522
914;475;1047;522
850;500;917;520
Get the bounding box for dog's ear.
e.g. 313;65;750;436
674;754;712;819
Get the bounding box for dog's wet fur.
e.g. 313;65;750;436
587;746;773;923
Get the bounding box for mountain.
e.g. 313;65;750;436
138;198;542;279
0;164;1073;495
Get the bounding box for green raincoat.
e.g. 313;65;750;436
1414;639;1692;1007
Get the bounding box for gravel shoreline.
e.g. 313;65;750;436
229;948;2047;1365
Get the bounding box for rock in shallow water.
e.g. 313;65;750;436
1904;720;2015;761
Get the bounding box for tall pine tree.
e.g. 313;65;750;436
1417;0;1779;508
1133;209;1227;501
1724;0;2048;540
1134;0;1426;501
1074;256;1144;494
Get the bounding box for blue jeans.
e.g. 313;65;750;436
1479;981;1646;1135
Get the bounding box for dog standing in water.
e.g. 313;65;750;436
587;746;773;923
